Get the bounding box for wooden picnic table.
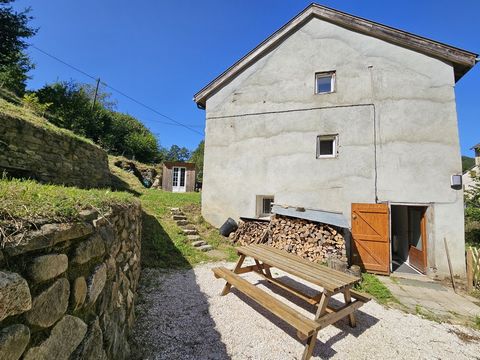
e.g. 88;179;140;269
213;244;370;360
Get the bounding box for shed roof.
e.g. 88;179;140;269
194;3;477;108
163;161;196;170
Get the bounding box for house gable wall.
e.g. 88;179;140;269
203;17;465;277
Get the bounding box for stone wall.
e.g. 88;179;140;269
0;114;111;188
0;203;141;360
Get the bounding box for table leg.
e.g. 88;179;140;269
254;259;265;276
315;291;330;320
220;254;245;296
301;331;318;360
300;291;330;360
343;287;357;327
263;264;273;278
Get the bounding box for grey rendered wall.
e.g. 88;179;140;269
202;17;465;277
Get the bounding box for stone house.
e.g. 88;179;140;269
193;4;478;278
463;143;480;193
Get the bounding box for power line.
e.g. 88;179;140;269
30;44;204;135
31;45;97;81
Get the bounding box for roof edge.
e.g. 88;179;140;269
194;3;477;107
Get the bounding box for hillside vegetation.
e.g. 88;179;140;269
0;97;94;145
463;156;475;172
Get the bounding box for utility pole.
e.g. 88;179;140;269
92;78;100;110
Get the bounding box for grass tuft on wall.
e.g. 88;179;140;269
0;177;135;224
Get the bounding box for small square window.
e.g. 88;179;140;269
256;195;274;217
315;71;335;94
316;135;338;158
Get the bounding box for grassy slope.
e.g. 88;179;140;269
108;157;236;268
0;97;95;145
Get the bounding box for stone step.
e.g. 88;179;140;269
183;229;198;235
187;235;201;241
192;240;206;247
176;220;189;226
183;224;196;230
197;244;213;252
172;215;187;221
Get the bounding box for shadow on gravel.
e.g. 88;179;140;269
231;275;378;359
131;212;229;360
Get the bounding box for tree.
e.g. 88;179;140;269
0;0;37;95
35;81;104;139
100;111;159;163
35;80;159;163
189;140;204;182
465;171;480;247
465;171;480;222
165;145;191;162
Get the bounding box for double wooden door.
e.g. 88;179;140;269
351;203;427;275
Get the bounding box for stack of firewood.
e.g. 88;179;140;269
229;215;347;263
229;219;270;245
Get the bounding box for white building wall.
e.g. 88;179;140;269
202;17;465;278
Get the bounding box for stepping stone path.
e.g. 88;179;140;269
171;208;212;252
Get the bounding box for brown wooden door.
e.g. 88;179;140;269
408;207;427;274
351;203;390;275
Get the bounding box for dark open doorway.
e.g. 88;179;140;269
391;205;428;274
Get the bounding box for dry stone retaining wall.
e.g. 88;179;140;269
0;114;111;188
0;203;141;360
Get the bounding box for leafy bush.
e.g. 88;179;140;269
190;140;204;182
465;171;480;247
22;92;51;116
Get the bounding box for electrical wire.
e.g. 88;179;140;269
30;45;204;135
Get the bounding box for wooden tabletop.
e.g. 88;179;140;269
237;244;359;293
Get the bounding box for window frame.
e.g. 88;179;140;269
315;71;336;95
256;195;274;218
316;134;338;159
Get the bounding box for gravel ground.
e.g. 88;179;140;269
132;261;480;359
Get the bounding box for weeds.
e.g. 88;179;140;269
415;305;443;323
355;273;399;305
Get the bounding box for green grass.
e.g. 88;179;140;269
0;177;135;225
108;156;147;195
139;189;209;268
0;97;95;146
355;273;399;305
138;188;238;268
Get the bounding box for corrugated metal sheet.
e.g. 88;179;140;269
272;204;349;228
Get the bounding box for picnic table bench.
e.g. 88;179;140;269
213;244;370;360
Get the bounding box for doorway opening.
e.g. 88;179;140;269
390;205;428;274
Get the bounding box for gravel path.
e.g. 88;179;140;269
132;261;480;359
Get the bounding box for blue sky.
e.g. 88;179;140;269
13;0;479;155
